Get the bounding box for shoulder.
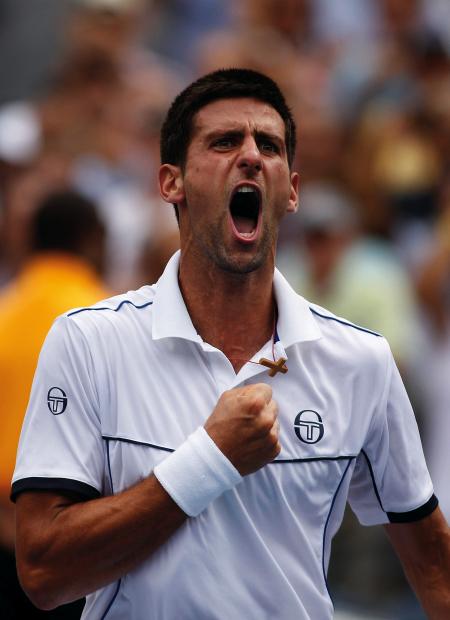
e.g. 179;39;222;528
308;302;382;339
307;301;391;376
48;285;157;347
64;285;155;323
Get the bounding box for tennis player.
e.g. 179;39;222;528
13;69;450;619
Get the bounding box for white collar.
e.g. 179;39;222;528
151;251;322;348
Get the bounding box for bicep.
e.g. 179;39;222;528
16;491;85;565
16;490;84;542
15;490;93;609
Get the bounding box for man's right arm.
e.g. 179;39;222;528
15;383;279;610
16;475;187;610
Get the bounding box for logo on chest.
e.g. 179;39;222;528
294;410;324;444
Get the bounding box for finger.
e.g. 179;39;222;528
253;382;273;403
267;423;281;459
270;417;280;439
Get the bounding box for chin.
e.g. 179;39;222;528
200;225;275;275
214;247;269;275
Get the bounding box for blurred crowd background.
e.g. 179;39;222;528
0;0;449;618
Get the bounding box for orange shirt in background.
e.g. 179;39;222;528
0;253;109;495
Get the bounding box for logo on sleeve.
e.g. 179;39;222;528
47;387;68;415
294;410;324;444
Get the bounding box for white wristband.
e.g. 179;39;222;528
153;426;242;517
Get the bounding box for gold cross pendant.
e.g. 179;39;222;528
259;357;288;377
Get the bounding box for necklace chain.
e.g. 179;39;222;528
229;309;288;376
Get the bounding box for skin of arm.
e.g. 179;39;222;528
384;507;450;619
15;383;279;610
16;477;187;610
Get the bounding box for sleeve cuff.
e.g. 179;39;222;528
387;494;439;523
11;477;101;503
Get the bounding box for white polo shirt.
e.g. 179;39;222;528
12;251;436;620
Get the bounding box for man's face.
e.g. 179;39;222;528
161;97;298;274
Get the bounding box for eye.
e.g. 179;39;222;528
259;140;279;154
212;137;236;150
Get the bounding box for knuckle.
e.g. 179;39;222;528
260;411;276;433
258;412;275;439
259;384;273;403
218;389;232;404
252;382;272;400
269;425;279;446
247;395;266;415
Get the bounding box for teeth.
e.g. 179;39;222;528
237;186;256;193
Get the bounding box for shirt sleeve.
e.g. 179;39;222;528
347;339;437;525
11;315;104;502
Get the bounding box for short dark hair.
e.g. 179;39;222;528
31;189;104;255
160;68;297;170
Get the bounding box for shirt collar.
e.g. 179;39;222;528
151;251;201;343
151;250;322;347
272;267;322;348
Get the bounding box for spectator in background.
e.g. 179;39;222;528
278;183;417;367
0;189;109;618
40;0;182;290
46;0;184;290
0;152;72;281
195;0;332;112
0;0;182;292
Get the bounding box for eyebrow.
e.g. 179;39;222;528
203;128;285;149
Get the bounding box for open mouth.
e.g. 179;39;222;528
229;185;261;241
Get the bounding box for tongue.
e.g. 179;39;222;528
233;215;255;234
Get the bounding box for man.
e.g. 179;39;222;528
0;189;108;617
12;69;449;619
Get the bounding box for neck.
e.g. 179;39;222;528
178;252;276;373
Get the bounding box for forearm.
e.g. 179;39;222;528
402;548;450;619
385;509;450;619
16;476;187;609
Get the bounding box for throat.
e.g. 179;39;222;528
223;342;268;374
178;258;277;371
202;309;277;374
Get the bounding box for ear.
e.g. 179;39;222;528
159;164;185;205
287;171;299;213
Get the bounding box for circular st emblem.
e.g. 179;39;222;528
294;410;324;444
47;387;68;415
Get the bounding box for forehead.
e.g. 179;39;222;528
191;97;286;138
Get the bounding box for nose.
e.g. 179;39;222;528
236;136;262;174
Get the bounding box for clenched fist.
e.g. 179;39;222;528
204;383;280;476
